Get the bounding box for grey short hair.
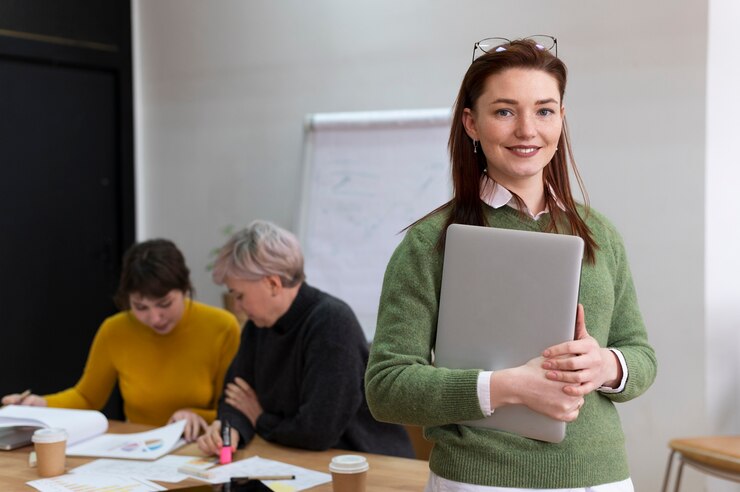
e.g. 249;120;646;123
212;220;305;288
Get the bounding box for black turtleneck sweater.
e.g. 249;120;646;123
218;283;414;458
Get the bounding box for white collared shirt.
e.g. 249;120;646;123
479;174;565;220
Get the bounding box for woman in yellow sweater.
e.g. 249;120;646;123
1;239;240;442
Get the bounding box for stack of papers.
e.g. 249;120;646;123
27;454;332;492
71;455;216;483
195;455;332;491
27;474;165;492
26;455;216;491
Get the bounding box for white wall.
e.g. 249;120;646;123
134;1;717;490
706;0;740;490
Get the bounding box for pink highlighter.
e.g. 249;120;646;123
220;420;232;464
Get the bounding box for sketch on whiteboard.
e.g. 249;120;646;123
298;109;452;339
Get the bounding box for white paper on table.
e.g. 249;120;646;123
70;455;218;483
27;472;165;492
197;455;331;491
66;420;186;460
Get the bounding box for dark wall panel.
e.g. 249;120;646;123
0;58;120;391
0;0;123;47
0;0;133;419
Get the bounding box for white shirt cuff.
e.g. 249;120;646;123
598;348;628;393
477;371;494;416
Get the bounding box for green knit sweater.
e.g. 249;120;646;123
365;204;657;488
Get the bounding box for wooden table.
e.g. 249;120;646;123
0;421;430;491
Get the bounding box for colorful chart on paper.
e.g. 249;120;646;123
65;420;186;460
114;438;164;453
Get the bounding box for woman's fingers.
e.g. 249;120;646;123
562;384;593;396
226;383;248;399
227;378;252;397
197;422;223;455
194;415;209;442
544;364;602;396
1;393;20;405
545;366;590;383
180;414;193;441
188;417;200;442
543;304;592;359
543;337;597;361
169;410;209;442
181;419;189;441
562;399;585;422
206;429;221;454
198;415;208;434
233;377;251;392
573;304;587;340
2;393;46;406
197;432;217;455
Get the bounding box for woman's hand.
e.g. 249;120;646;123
168;409;208;442
493;356;585;422
197;420;239;456
224;377;263;427
541;304;622;396
1;392;47;407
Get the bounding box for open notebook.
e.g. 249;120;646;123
0;406;108;450
0;406;186;459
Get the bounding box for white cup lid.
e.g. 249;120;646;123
32;428;68;444
329;454;369;473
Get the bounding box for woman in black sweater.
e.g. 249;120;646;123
197;220;413;458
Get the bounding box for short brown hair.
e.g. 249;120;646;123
114;239;193;310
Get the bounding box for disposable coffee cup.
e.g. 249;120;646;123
329;454;369;492
32;428;67;478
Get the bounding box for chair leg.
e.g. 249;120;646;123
673;459;686;492
662;450;677;492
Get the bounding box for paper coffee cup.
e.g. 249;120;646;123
32;428;67;478
329;454;369;492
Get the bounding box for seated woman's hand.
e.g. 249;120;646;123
197;420;239;456
224;377;263;427
168;409;208;442
1;392;47;407
541;304;621;396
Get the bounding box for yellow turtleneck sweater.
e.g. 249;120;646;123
44;300;240;426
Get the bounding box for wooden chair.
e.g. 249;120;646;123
661;436;740;492
404;425;433;460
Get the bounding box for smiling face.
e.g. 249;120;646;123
463;68;564;193
129;289;186;335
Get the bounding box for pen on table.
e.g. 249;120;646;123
18;389;32;403
177;466;213;479
231;475;296;482
220;419;232;465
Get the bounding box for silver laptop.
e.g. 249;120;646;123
434;223;584;443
